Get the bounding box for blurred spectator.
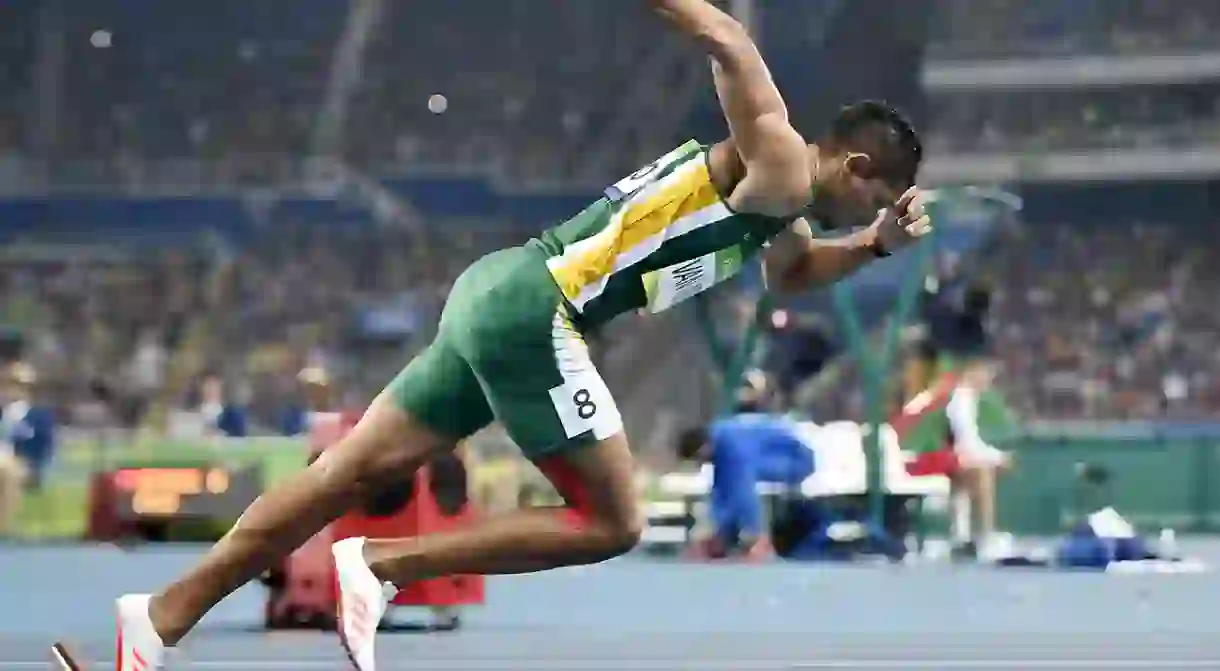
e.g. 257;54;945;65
198;374;248;439
124;330;167;413
280;366;335;437
2;363;55;492
734;369;773;414
919;261;993;361
767;314;837;402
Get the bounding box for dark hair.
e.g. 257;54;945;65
676;426;709;461
829;100;922;186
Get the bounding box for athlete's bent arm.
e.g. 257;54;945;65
763;187;932;293
762;219;879;292
650;0;810;214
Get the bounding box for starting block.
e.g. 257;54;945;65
643;422;950;559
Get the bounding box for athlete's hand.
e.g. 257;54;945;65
871;186;933;255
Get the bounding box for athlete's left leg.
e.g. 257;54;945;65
363;432;641;582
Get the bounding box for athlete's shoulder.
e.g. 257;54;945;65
709;132;813;218
705;138;746;191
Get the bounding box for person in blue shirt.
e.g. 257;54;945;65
2;363;55;491
280;366;333;437
198;375;249;438
676;413;816;558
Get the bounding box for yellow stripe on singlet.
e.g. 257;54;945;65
549;159;730;309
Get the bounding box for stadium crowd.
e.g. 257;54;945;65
6;211;1216;434
5;0;1217;175
987;221;1220;420
0;0;677;186
0;249;205;426
0;0;1215;436
347;1;677;180
787;218;1220;423
0;221;509;434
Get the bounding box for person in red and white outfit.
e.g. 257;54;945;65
943;359;1012;559
897;358;1012;559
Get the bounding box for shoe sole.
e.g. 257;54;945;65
50;642;85;671
334;562;369;671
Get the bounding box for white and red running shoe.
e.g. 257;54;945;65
333;537;395;671
51;594;168;671
113;594;167;671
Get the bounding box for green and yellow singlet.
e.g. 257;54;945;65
530;140;791;328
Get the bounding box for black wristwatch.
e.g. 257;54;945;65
869;237;891;258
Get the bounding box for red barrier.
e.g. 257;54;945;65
86;471;123;542
265;521;336;628
332;455;486;607
264;410;484;629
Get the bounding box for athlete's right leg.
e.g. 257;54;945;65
90;332;494;671
97;337;491;671
94;395;454;670
145;393;454;645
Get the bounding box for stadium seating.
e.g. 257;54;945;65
926;0;1220;155
59;0;345;159
928;0;1220;58
926;85;1220;155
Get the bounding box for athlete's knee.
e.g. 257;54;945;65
600;513;644;556
562;504;643;559
534;439;642;559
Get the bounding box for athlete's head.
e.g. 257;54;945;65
808;100;922;230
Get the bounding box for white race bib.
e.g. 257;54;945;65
641;246;746;314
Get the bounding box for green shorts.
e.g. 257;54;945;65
386;244;623;458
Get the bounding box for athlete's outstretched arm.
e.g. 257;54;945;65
650;0;809;214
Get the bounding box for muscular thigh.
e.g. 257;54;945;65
443;245;624;459
534;434;639;530
385;339;494;444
